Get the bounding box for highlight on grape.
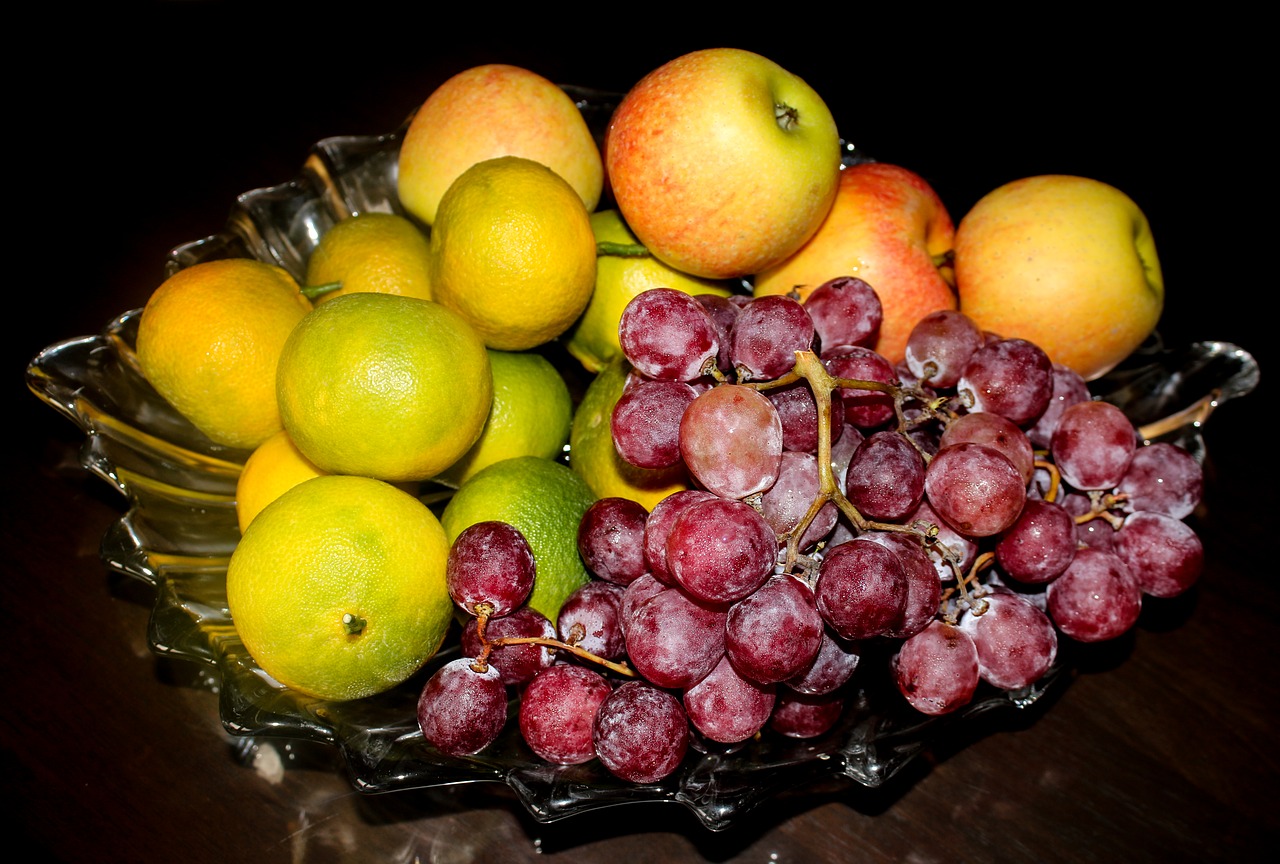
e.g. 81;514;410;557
416;277;1206;784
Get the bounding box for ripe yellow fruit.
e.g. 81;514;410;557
440;456;597;622
397;63;603;227
276;292;492;483
303;212;433;304
565;209;733;374
568;357;690;510
135;258;312;450
429;156;597;351
434;348;574;488
234;429;327;534
954;174;1164;380
227;475;454;702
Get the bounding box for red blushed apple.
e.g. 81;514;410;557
604;48;842;281
397;64;604;227
754;162;958;365
953;174;1164;381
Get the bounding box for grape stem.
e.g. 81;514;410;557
1075;490;1128;530
743;350;950;577
467;602;637;679
939;551;994;621
1034;457;1062;502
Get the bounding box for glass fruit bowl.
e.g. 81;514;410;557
24;87;1260;832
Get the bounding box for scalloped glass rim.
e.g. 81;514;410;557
24;87;1260;832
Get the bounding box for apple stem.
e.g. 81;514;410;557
774;102;799;131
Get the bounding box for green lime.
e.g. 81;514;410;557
434;348;573;488
440;456;597;621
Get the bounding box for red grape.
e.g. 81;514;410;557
1116;442;1203;520
446;520;536;617
619;287;720;382
1113;510;1204;598
729;294;815;381
803;276;883;358
577;496;650;586
624;584;727;689
611;379;697;469
679;384;784;499
844;430;926;522
417;658;508;757
642;489;718;584
904;309;983;388
557;580;627;660
1045;548;1142;642
959;592;1058;691
995;498;1078;584
892;620;980;716
724;574;824;685
1051;400;1137;491
683;654;776;744
665;497;777;604
814;538;907;640
593;680;690;784
518;663;613;765
461;606;557;686
924;442;1027;538
957;337;1053;425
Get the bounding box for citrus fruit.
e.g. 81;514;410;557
276;292;491;483
568;357;690;511
434;348;573;488
226;474;454;702
429;156;597;351
564;209;734;374
440;456;597;621
397;63;603;227
135;258;312;450
235;429;327;534
303;212;433;304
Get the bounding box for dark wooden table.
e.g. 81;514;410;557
6;9;1274;862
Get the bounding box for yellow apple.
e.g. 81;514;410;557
604;48;841;280
954;175;1163;381
754;162;957;365
396;64;603;226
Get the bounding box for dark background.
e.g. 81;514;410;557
13;3;1271;374
7;3;1273;861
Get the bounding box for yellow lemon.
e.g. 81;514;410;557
303;212;433;304
235;429;327;534
135;258;312;450
277;292;491;483
440;456;597;621
429;156;597;351
568;357;690;511
434;348;573;488
565;209;734;374
227;475;454;702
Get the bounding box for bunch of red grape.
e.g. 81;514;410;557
416;277;1205;785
